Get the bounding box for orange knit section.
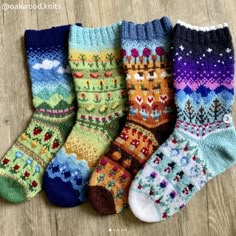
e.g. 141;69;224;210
124;60;174;128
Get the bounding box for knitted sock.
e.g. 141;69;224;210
129;21;236;222
0;25;79;203
43;23;128;207
88;17;176;214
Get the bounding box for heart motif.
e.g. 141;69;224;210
160;94;168;103
147;96;154;106
136;95;143;105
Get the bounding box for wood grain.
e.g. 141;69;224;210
0;0;235;235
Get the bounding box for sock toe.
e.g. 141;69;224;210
128;187;161;223
0;176;27;203
43;172;83;207
88;186;116;215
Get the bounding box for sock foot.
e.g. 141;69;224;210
129;188;161;222
0;176;27;203
88;186;116;214
43;172;82;207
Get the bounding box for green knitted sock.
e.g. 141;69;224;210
43;23;128;207
0;25;77;203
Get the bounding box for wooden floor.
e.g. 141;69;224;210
0;0;236;235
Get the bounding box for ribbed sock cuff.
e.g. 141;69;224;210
69;22;121;48
174;20;232;43
25;23;82;48
121;16;173;40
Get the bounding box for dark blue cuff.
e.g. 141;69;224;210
121;16;172;40
174;21;232;43
24;23;82;48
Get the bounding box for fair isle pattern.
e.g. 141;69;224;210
28;45;76;112
88;17;175;215
128;22;236;222
43;23;128;207
0;25;76;203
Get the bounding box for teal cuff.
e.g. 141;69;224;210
69;22;121;51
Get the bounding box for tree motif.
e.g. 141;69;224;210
131;48;139;63
177;106;183;117
183;100;196;123
155;47;165;63
79;54;86;65
106;53;115;65
143;48;151;63
121;49;126;57
208;98;224;121
196;106;208;124
101;62;107;70
93;55;100;68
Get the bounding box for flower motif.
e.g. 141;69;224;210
112;166;119;172
121;173;128;180
190;166;201;177
94;94;100;100
100;159;107;166
171;148;179;156
23;158;33;168
26;158;33;165
108;180;115;188
155;198;161;204
35;165;40;172
172;138;177;144
97;174;105;183
15;151;23;159
102;117;107;123
150;171;157;178
24;171;30;178
116;188;125;198
32;180;38;188
180;156;189;166
162;212;167;218
13;151;23;162
13;164;20;171
170;190;177;199
160;180;168;188
149;190;154;195
2;158;10;165
183;146;188;151
33;165;41;176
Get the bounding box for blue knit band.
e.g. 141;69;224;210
121;16;172;40
69;22;121;49
25;23;82;48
